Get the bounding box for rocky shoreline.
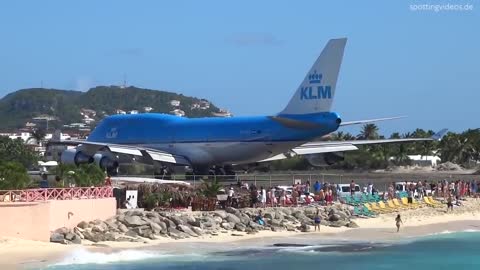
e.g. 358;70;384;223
50;204;358;245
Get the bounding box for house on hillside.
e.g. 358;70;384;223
170;100;181;107
170;109;185;117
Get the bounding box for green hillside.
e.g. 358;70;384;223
0;86;222;130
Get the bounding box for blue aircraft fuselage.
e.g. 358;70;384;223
86;112;341;166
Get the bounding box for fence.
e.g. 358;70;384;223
0;186;114;203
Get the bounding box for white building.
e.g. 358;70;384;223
144;107;153;112
170;109;185;117
129;110;139;114
116;109;126;114
170;100;181;107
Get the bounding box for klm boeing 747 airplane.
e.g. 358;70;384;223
51;38;446;176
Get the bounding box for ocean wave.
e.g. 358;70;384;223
53;249;173;265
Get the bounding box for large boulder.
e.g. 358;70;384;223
214;211;227;219
77;221;89;229
178;225;198;237
225;213;241;224
150;222;163;234
299;223;313;233
50;233;65;243
234;223;246;232
221;222;233;230
225;207;240;215
346;221;359;228
271;226;286;232
124;215;148;227
329;220;349;227
92;222;109;233
170;216;185;226
264;212;275;220
168;228;186;239
328;214;341;222
213;216;223;224
188;220;204;229
118;223;129;233
191;227;204;236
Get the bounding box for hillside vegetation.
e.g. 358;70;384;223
0;86;221;129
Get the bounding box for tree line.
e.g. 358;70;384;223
270;124;480;171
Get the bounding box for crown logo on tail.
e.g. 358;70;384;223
308;70;323;84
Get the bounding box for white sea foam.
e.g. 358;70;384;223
54;249;171;265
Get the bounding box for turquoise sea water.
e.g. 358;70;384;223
43;231;480;270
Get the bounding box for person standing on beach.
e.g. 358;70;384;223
447;194;454;212
395;214;403;232
314;208;321;231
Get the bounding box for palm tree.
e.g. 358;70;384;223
29;129;46;146
358;124;379;140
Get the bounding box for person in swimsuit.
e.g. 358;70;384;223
447;194;454;212
395;214;403;232
314;207;321;231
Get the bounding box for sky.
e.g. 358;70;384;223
0;0;478;135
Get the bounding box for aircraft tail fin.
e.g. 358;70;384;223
279;38;347;115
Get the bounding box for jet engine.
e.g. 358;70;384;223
305;152;345;166
60;149;94;166
93;152;119;174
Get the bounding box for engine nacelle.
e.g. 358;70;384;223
60;149;93;166
305;152;345;166
93;152;119;172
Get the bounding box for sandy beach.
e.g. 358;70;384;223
3;198;480;270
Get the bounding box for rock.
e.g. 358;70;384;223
73;227;85;239
213;216;223;224
285;224;296;231
115;236;137;242
264;212;275;220
329;220;349;227
281;208;292;216
125;210;144;216
225;213;241;224
335;211;349;220
92;223;108;233
200;217;216;228
170;216;185;226
221;222;233;230
329;214;341;222
118;223;129;233
191;227;203;236
234;223;246;232
168;228;186;239
124;215;148;227
161;218;177;228
346;221;359;228
83;231;106;242
150;222;163;234
125;230;139;238
214;211;227;219
70;235;82;244
271;226;286;232
238;214;251;225
54;227;70;235
77;221;89;229
271;219;283;227
231;233;243;237
299;223;313;232
249;221;263;230
157;221;168;232
225;207;239;215
188;220;203;228
116;214;126;224
178;225;198;237
64;232;76;241
50;233;65;243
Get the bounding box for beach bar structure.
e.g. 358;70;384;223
0;187;116;242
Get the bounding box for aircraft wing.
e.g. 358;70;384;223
257;129;448;162
47;140;191;166
340;116;406;126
